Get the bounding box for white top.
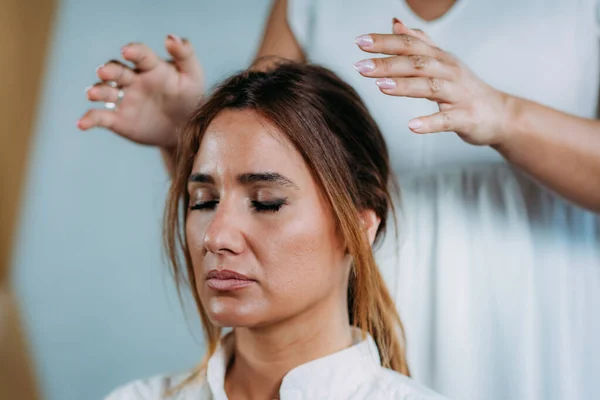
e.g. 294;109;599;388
105;329;448;399
287;1;600;400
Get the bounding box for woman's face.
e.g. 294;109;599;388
186;109;350;328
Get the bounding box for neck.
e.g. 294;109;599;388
405;0;457;21
224;295;352;400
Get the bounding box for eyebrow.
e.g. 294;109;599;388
188;172;299;190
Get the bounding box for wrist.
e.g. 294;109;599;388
491;92;525;150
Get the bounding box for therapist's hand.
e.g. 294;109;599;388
78;34;204;149
353;19;513;146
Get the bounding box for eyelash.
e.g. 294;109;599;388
189;199;287;213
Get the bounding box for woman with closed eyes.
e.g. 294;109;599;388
81;1;600;398
106;63;448;400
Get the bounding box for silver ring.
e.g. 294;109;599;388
104;81;125;110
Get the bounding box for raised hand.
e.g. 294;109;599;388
78;34;204;149
353;19;512;146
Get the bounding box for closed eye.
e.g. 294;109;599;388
251;199;287;213
189;199;287;213
190;200;218;211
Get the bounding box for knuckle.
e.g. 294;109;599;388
135;50;148;65
408;55;427;70
428;77;442;93
99;84;117;100
104;64;120;78
370;34;382;46
441;111;452;131
378;57;393;74
400;34;414;48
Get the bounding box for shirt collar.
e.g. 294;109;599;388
206;328;382;400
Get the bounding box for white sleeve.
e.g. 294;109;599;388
286;0;315;54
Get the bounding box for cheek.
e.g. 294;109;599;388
257;209;346;300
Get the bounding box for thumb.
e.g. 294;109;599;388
165;34;202;75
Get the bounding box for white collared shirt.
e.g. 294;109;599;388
106;329;448;400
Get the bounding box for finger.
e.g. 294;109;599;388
96;60;135;87
76;109;118;131
408;109;471;134
392;18;436;47
375;77;456;102
355;33;440;58
120;42;160;72
165;34;202;76
354;55;454;80
85;81;121;103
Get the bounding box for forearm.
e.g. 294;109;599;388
254;0;305;65
493;96;600;212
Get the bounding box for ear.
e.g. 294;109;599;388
358;209;381;246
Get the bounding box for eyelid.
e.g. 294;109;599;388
253;187;287;200
251;198;287;212
189;186;216;200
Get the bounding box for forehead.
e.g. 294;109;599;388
192;109;305;176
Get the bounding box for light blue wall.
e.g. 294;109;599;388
11;1;272;398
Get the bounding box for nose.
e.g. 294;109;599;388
203;199;246;255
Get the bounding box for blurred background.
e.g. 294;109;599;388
1;0;272;399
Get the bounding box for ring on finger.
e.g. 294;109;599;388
103;81;125;110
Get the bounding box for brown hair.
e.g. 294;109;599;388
164;62;409;389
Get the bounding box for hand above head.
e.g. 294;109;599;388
77;34;205;150
353;19;513;146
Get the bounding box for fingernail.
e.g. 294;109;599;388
95;64;104;73
392;17;403;26
167;34;182;43
376;78;396;89
84;85;93;94
354;34;374;48
120;45;128;55
353;59;376;73
409;119;423;129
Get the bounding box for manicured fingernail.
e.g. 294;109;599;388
354;34;374;48
167;34;182;43
376;78;396;89
353;59;376;73
392;17;403;26
409;119;423;129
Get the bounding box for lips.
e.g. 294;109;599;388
205;269;256;291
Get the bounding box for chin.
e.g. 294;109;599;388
204;296;265;328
